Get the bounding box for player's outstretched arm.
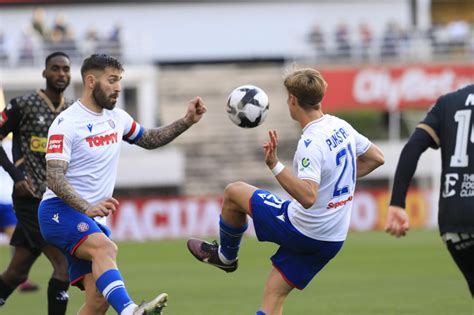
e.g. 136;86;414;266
47;159;118;217
356;143;385;178
135;96;207;150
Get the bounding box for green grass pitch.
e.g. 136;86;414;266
0;231;472;314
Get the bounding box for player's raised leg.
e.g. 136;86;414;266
187;181;257;271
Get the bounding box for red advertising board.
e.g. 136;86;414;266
320;64;474;111
102;188;437;241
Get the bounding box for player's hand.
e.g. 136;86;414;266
263;130;279;168
14;178;36;197
384;206;410;238
85;197;119;218
184;97;207;126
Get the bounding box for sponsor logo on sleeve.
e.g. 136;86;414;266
47;134;64;154
301;157;311;168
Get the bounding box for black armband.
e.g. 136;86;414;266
390;128;436;208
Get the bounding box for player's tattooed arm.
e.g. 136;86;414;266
46;159;91;213
135;118;192;150
135;96;206;150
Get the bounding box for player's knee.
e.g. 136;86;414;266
224;181;246;201
93;238;118;261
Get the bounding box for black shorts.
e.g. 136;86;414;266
443;232;474;296
10;197;45;256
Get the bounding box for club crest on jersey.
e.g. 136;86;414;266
108;119;115;129
85;132;118;147
47;134;64;154
77;222;89;232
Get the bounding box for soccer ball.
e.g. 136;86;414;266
226;85;269;128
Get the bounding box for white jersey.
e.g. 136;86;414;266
287;114;371;241
0;139;13;204
42;101;144;223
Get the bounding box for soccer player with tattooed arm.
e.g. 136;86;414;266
39;54;206;315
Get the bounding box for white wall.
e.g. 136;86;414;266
0;1;411;63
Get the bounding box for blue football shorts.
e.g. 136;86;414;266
0;202;17;229
38;197;111;289
250;189;344;289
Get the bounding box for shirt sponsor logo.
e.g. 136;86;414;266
47;134;64;154
30;136;48;153
327;195;353;209
85;132;118;148
77;222;89;232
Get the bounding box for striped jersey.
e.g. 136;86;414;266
42;101;144;218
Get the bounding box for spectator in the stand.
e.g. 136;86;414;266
307;25;326;60
381;21;400;58
334;23;351;58
358;22;373;61
52;13;69;38
100;24;122;59
447;20;470;52
31;8;48;39
18;28;35;65
83;27;99;57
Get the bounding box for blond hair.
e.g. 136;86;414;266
283;68;328;110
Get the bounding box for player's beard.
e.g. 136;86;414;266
46;77;69;94
92;82;117;110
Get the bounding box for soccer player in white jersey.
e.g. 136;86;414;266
187;68;384;315
38;54;206;315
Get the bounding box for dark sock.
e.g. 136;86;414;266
47;278;69;315
0;277;14;306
